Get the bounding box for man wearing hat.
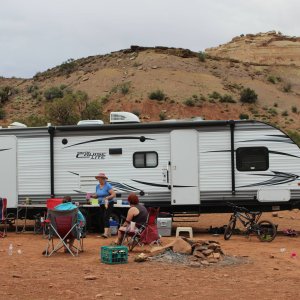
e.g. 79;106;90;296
92;172;116;238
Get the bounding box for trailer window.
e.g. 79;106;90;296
236;147;269;171
133;152;158;168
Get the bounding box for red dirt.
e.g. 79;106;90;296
1;211;300;300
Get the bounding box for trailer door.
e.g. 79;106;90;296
0;136;17;208
170;130;200;205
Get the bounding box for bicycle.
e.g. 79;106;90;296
224;202;277;242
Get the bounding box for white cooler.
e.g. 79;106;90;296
157;217;172;237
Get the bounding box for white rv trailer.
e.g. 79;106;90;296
1;114;300;220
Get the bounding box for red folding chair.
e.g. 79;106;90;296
122;207;161;251
44;208;84;256
0;198;8;238
37;198;64;236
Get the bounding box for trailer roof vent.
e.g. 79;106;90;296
110;112;140;124
77;120;104;126
8;122;27;128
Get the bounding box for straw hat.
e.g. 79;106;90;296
95;172;108;179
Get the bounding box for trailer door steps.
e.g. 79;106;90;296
172;212;200;223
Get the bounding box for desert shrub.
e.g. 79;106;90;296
18;114;47;127
81;100;103;120
283;82;292;93
239;113;249;120
58;58;76;75
268;108;278;116
274;102;278;107
198;51;206;62
44;87;64;101
219;94;236;103
0;107;6;119
101;94;110;104
27;85;39;94
184;98;195;107
209;91;221;100
159;111;166;120
149;89;165;101
0;86;16;103
267;75;277;84
287;130;300;147
132;110;140;117
282;110;289;117
292;106;297;113
240;88;258;104
120;82;130;95
46;96;80;125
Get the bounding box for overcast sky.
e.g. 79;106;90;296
1;0;299;78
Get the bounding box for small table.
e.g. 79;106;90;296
16;204;46;233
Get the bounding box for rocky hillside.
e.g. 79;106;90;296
0;31;299;140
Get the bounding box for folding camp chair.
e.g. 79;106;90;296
121;207;161;251
44;208;84;257
35;198;63;236
0;198;8;238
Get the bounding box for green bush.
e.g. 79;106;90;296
267;75;277;84
239;113;249;120
46;96;80;125
292;106;297;113
219;94;236;103
159;111;166;120
287;130;300;147
58;58;76;75
0;107;6;119
184;98;195;107
198;51;206;62
44;87;64;101
18;114;47;127
282;110;289;117
283;82;292;93
27;85;39;94
132;110;140;117
81;100;103;120
101;94;110;104
149;90;165;101
120;82;130;95
240;88;258;104
0;86;16;103
268;108;278;116
209;91;221;100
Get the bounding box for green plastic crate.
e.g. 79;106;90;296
100;246;128;264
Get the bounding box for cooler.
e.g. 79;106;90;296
157;217;172;237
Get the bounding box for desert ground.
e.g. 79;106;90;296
1;211;300;300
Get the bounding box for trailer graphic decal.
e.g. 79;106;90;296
204;149;300;159
63;136;154;148
76;152;106;159
238;171;299;188
131;179;196;188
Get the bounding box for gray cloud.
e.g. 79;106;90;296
0;0;299;78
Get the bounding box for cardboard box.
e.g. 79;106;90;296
157;217;172;236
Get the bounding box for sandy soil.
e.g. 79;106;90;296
1;211;300;300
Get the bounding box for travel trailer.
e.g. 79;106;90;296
1;112;300;221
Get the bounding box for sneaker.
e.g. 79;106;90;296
101;234;108;239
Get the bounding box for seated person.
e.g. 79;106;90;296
54;196;86;252
114;193;148;245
